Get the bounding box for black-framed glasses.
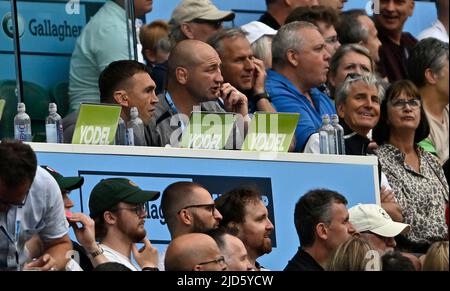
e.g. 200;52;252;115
177;203;216;215
112;203;148;217
0;190;29;207
191;19;222;29
390;98;421;109
198;256;226;266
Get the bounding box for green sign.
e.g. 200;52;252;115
180;112;237;150
242;112;300;152
0;99;4;120
72;103;121;145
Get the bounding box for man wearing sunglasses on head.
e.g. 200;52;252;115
88;178;160;271
0;140;72;271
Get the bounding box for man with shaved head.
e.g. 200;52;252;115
146;39;249;147
161;181;222;239
165;233;227;271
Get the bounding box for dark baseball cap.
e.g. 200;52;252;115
89;178;160;218
41;165;84;191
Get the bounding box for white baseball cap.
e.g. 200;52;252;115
349;204;410;237
240;21;277;44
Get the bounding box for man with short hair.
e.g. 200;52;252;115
63;60;159;144
259;0;318;30
165;233;227;271
208;228;254;271
374;0;417;82
337;9;382;63
88;178;160;271
285;6;341;57
349;204;410;255
215;187;274;271
161;181;222;239
0;140;72;270
408;38;449;165
208;28;275;113
284;188;356;271
69;0;153;111
147;40;249;147
266;21;334;152
304;74;402;222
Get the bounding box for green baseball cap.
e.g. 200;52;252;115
41;165;84;191
89;178;160;218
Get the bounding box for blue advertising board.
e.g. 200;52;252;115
32;143;379;270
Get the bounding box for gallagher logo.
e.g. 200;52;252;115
2;12;25;38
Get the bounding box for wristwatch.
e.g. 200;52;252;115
253;92;271;103
89;246;104;258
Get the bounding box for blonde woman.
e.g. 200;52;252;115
422;241;449;271
327;237;381;271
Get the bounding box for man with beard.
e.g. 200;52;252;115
161;182;223;239
88;178;160;271
215;187;274;271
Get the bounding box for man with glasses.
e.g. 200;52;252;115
161;181;222;240
349;204;410;255
88;178;160;271
0;140;72;271
165;232;227;271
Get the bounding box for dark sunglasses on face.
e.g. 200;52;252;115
191;19;222;29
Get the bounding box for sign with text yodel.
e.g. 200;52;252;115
242;112;300;152
180;111;238;150
72;103;121;145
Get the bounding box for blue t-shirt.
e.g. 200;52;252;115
265;69;336;152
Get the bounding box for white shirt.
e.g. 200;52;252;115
99;244;139;271
418;19;449;43
0;167;67;270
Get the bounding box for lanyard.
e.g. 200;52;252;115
165;92;186;131
0;207;22;270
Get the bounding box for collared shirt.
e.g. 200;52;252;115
284;247;324;271
265;69;336;152
69;1;133;112
418;19;449;43
258;12;281;30
376;30;417;82
0;167;68;270
376;144;449;245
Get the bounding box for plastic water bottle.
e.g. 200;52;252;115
127;107;146;146
319;114;336;154
331;114;345;155
115;117;127;145
14;102;32;142
45;103;64;143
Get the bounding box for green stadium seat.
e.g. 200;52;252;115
49;81;69;118
0;80;51;142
